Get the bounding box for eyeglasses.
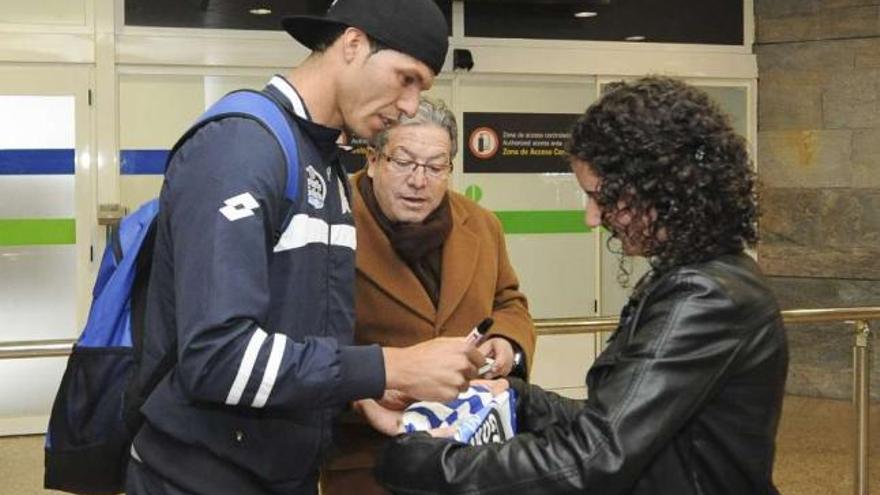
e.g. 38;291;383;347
379;151;453;179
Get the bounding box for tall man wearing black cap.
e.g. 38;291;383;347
125;1;484;494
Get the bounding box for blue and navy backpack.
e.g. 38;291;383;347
44;90;302;494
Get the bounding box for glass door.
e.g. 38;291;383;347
0;65;93;434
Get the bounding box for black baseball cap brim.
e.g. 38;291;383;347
281;16;349;53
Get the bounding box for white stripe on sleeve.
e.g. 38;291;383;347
251;333;287;408
225;328;268;406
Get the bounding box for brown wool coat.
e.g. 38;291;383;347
325;172;536;475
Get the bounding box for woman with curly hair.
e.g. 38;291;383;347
371;76;789;495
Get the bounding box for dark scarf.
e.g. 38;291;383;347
358;174;452;307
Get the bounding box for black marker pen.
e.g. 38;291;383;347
464;317;494;346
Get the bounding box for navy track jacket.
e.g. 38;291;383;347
132;77;385;494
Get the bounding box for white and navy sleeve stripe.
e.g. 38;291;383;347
251;333;287;408
225;328;289;408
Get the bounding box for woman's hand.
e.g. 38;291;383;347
477;337;515;378
355;399;403;437
377;389;415;411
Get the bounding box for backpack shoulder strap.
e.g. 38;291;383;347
172;90;301;204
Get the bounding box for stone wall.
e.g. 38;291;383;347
755;0;880;399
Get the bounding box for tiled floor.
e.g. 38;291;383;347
1;395;877;494
774;395;879;495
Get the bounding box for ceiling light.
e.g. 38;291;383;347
625;35;646;41
249;8;272;15
574;11;598;18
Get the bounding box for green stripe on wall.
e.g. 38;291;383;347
0;219;76;246
494;210;590;234
0;211;584;244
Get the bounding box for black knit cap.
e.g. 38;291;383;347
282;0;449;75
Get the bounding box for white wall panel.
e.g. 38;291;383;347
457;43;757;79
531;334;593;392
120;175;164;213
0;247;78;342
424;77;453;109
456;75;595;112
506;234;596;319
117;31;308;69
458;173;584;211
119;74;205;149
0;0;88;26
203;75;266;107
0;33;93;64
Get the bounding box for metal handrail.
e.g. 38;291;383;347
534;316;620;335
0;339;78;360
2;308;877;358
0;307;875;494
532;306;880;335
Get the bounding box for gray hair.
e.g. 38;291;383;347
369;96;458;159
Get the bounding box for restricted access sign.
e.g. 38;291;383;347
463;112;579;174
468;127;500;159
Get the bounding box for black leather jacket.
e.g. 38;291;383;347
376;252;788;494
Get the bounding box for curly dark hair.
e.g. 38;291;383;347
567;76;758;277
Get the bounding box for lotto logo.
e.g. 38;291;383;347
219;192;260;221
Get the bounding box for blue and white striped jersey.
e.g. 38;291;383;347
402;385;518;446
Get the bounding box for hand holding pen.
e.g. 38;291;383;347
464;318;499;376
465;317;494;346
465;317;517;378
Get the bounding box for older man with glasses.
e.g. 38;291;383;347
320;97;537;495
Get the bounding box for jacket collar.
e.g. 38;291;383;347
265;75;341;160
268;75;310;120
353;172;480;328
